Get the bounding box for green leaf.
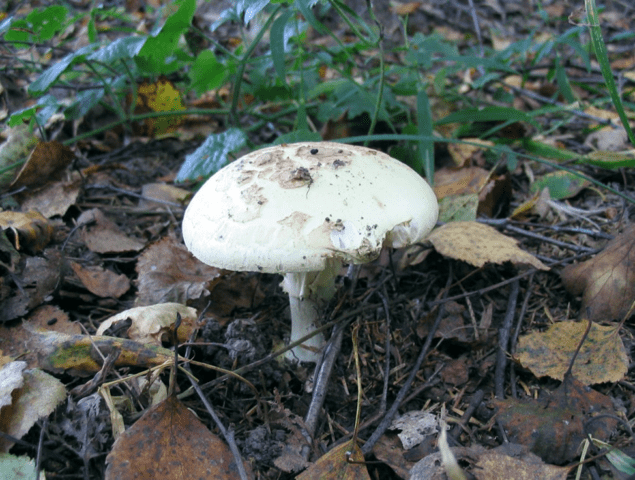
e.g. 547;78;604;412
28;44;96;95
530;171;590;199
189;51;227;95
270;8;294;82
88;36;147;63
237;0;271;24
27;5;68;41
136;0;196;74
176;129;247;181
580;150;635;169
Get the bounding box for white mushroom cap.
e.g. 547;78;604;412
182;142;438;273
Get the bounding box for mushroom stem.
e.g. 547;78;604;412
281;258;342;363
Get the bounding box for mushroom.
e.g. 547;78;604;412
182;142;438;363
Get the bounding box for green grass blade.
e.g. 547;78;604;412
585;0;635;146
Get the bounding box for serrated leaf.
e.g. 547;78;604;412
176;129;247;181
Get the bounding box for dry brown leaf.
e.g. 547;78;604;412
561;226;635;321
0;210;53;252
106;396;245;480
78;209;145;253
473;444;568;480
138;183;189;210
447;138;494;167
428;222;549;270
135;236;222;306
70;261;131;298
10;140;74;189
96;303;198;345
296;440;370;480
515;320;628;385
20;172;82;218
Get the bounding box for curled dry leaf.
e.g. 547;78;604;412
561;226;635;321
428;222;549;270
0;210;53;252
473;444;568;480
96;303;198;345
515;320;628;385
106;396;246;480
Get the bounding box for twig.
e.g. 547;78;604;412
361;268;454;455
510;274;534;399
495;280;520;399
449;389;485;441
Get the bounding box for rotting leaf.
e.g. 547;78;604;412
561;225;635;321
515;320;628;385
428;221;549;270
27;329;177;377
132;78;185;137
296;440;370;480
105;396;245;480
96;303;198;345
489;378;617;464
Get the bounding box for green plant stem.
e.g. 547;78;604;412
229;5;283;126
84;61;127;121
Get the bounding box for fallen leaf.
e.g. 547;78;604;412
135;236;222;306
474;443;568;480
529;171;590;199
561;226;635;321
515;320;628;385
447;138;494;167
138;183;189;210
106;396;245;480
10;140;74;189
428;222;549;270
79;209;145;254
70;261;131;298
437;193;479;223
96;303;198;345
27;329;177;376
390;411;439;450
133;78;185;136
296;440;370;480
20;172;82;218
0;452;41;479
409;446;485;480
0;364;66;452
489;378;617;464
0;210;53;252
0;249;63;322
